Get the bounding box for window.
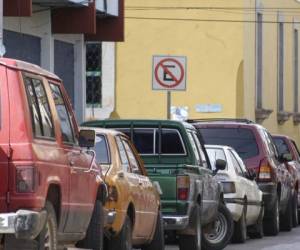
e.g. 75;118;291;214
133;129;155;154
161;129;185;154
24;76;54;138
115;136;129;172
188;132;201;164
273;138;290;156
278;22;285;111
192;132;208;168
229;150;243;176
94;135;110;164
206;148;227;171
200;128;259;160
122;139;142;174
86;43;102;108
295;29;299;113
49;83;75;144
256;13;263;109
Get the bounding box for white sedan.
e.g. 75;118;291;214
206;145;264;243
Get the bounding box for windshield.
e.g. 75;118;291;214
200;128;259;160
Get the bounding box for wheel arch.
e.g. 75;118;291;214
46;184;61;227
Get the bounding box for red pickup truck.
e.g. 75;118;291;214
0;58;106;250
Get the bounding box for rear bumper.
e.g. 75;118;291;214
258;182;277;213
0;210;47;239
163;215;189;230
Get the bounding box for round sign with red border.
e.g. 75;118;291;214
152;56;186;91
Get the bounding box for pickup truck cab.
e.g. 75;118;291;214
0;58;106;250
82;119;233;250
85;127;164;250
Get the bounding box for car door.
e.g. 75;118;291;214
49;82;96;233
121;137;157;238
230;149;262;224
115;135;145;238
188;131;219;224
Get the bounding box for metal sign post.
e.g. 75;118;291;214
152;55;187;120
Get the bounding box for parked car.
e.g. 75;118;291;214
273;134;300;226
85;127;164;250
205;145;264;242
0;58;107;250
190;119;294;236
82;119;234;250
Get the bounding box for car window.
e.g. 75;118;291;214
263;131;279;159
94;134;110;164
133;129;155;154
187;132;201;165
200;128;259;160
161;129;185;154
273;137;291;156
122;139;142;175
228;150;244;176
115;136;130;172
230;149;250;176
24;76;55;139
292;140;300;162
206;148;227;171
49;83;75;144
192;132;209;168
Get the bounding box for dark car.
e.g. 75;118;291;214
190;119;294;236
82;119;233;250
273;134;300;226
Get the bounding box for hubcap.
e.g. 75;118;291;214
204;212;228;244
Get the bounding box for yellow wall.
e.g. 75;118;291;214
114;0;300;144
243;0;300;144
114;0;244;119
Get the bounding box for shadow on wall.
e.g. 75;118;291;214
236;60;244;118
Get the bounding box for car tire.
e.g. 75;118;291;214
202;203;233;250
248;206;264;239
231;208;247;243
108;215;132;250
263;196;280;236
280;197;293;232
141;211;165;250
178;205;201;250
3;201;58;250
76;200;104;250
292;193;298;228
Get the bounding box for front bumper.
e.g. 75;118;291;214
163;215;189;230
0;210;47;239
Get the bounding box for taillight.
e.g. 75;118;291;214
16;167;36;193
177;175;190;200
258;158;272;182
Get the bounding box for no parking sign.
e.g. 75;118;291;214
152;56;187;91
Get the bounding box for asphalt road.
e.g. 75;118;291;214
165;226;300;250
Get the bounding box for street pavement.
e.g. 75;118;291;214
165;226;300;250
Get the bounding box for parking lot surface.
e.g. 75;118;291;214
165;226;300;250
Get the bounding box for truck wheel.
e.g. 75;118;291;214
231;209;247;243
292;193;298;228
248;206;264;239
141;211;164;250
280;197;293;232
178;205;201;250
108;215;132;250
36;201;58;250
202;203;233;250
263;197;279;236
76;200;104;250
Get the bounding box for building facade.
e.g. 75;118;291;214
2;0;124;123
112;0;300;144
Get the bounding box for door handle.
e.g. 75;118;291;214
69;161;75;166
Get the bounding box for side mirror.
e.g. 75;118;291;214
279;153;293;163
79;129;96;148
215;159;227;171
